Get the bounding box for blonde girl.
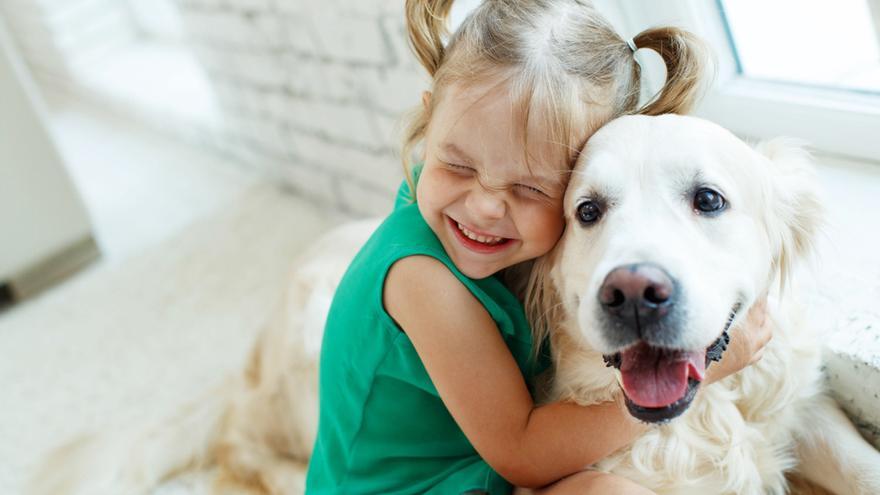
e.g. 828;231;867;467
306;1;771;494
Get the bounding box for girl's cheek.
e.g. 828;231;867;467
541;202;566;244
415;166;441;201
517;201;565;244
416;167;457;215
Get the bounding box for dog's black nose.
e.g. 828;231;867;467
599;263;675;328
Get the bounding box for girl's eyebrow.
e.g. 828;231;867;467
440;143;475;165
517;169;567;190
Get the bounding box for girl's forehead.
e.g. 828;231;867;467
432;82;574;183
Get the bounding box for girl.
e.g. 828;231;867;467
306;1;771;493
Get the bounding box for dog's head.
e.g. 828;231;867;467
528;114;823;423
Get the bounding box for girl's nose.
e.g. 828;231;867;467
466;185;506;220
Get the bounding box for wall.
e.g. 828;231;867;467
176;0;428;215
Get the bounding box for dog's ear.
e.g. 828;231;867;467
755;138;825;291
524;248;564;360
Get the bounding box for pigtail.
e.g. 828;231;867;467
631;27;712;116
405;0;455;77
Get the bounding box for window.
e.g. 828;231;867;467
599;0;880;163
720;0;880;94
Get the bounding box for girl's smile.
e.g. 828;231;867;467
446;215;516;254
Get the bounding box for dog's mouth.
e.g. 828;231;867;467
603;302;741;424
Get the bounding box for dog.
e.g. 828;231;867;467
30;115;880;495
522;114;880;494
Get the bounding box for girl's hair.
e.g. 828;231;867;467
402;1;711;361
401;0;710;184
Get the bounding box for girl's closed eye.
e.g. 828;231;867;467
444;163;551;200
516;181;564;204
442;161;476;175
515;183;548;198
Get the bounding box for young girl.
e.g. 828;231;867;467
306;1;771;493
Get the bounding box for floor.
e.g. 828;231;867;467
0;101;344;494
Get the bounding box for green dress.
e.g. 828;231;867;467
305;172;549;494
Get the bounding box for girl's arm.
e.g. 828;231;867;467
384;256;770;489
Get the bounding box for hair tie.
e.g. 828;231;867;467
626;38;638;53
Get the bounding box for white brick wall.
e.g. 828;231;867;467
176;0;429;216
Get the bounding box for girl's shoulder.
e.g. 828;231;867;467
341;202;511;325
361;201;447;266
331;202;449;308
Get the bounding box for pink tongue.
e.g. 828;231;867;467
620;342;707;408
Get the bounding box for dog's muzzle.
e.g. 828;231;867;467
599;263;741;423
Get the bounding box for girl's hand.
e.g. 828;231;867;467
704;294;774;385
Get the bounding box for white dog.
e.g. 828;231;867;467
30;115;880;495
523;114;880;494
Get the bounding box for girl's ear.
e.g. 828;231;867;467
756;138;824;290
422;91;432;112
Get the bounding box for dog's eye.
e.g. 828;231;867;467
576;201;602;225
694;188;726;214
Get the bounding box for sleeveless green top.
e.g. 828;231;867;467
305;174;549;494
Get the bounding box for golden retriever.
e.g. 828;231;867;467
520;115;880;494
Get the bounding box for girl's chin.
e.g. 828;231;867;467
450;249;519;279
456;262;500;280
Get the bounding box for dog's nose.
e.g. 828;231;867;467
599;263;675;327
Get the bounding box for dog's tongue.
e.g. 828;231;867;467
620;342;706;408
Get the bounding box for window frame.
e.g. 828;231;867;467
605;0;880;164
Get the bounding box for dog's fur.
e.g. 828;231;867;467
522;115;880;494
30;116;880;495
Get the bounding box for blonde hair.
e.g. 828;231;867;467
401;0;709;189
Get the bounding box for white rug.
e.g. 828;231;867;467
0;183;345;494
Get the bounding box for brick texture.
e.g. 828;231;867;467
175;0;428;216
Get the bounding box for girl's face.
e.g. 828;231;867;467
417;81;571;279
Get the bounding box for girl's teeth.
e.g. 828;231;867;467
457;222;504;245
